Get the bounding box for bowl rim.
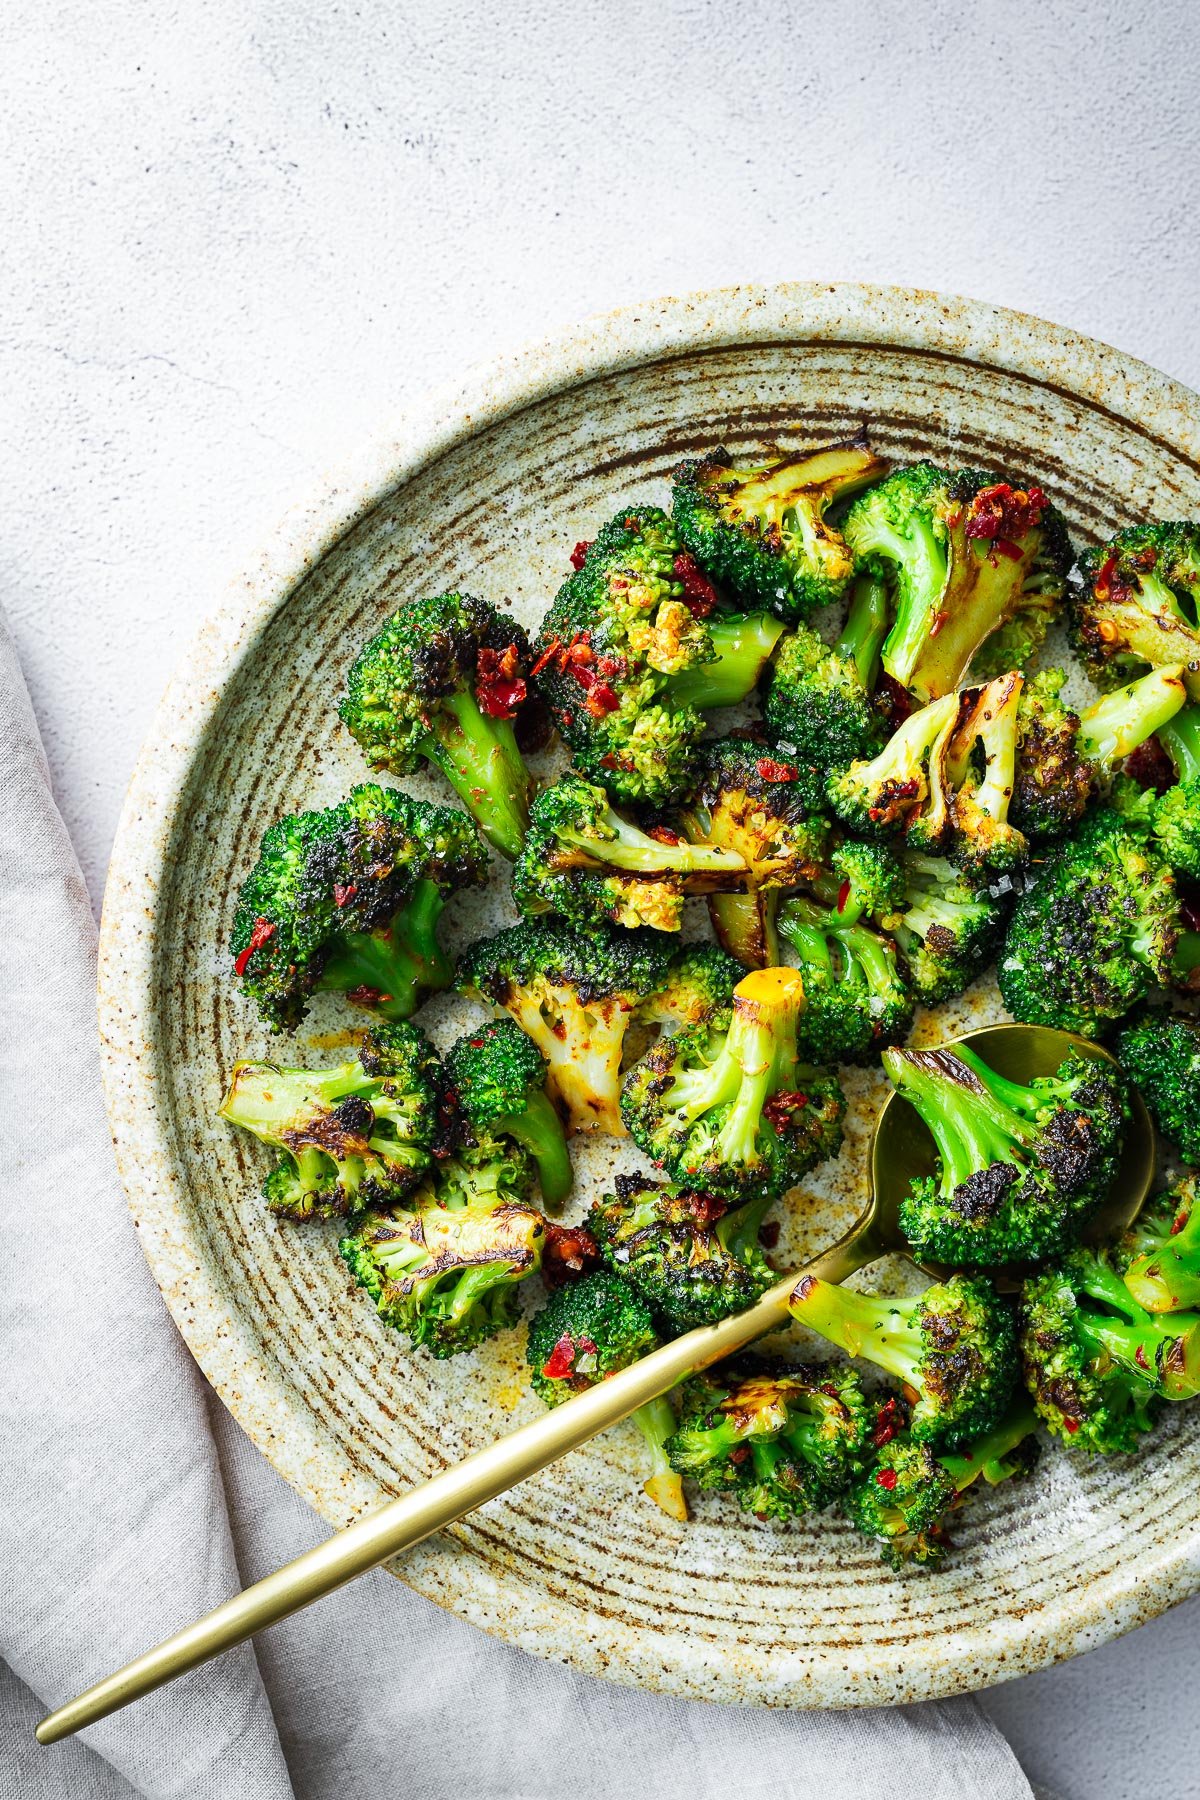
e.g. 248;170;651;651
97;279;1200;1708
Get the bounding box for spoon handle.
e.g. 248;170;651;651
36;1221;880;1746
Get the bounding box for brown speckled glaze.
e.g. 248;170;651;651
98;284;1200;1708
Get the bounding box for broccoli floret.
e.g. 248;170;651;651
1020;1248;1200;1449
341;1156;545;1358
588;1173;774;1332
635;942;744;1033
231;785;488;1030
883;850;1004;1004
778;894;914;1064
843;464;1071;701
676;736;830;967
339;593;534;859
671;441;887;620
666;1358;873;1518
526;1271;686;1520
530;508;783;806
1010;668;1094;842
884;1044;1128;1268
621;967;846;1200
999;812;1181;1037
844;1402;1039;1570
1118;1177;1200;1313
826;690;961;838
1110;700;1200;879
218;1022;445;1221
761;579;890;804
1115;1009;1200;1165
512;771;747;933
457;918;673;1136
788;1272;1018;1450
444;1019;573;1210
1073;525;1200;698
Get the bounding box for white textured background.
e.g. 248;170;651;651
4;1;1200;1794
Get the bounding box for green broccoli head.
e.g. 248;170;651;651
761;612;887;809
667;1358;873;1519
885;1043;1128;1268
587;1173;774;1333
1074;525;1200;698
789;1272;1018;1450
1011;668;1095;841
671;441;887;620
530;508;783;805
635;942;744;1034
826;690;962;839
621;967;846;1201
457;918;674;1136
444;1019;573;1210
339;592;534;858
885;851;1004;1005
1118;1177;1200;1314
1115;1009;1200;1165
778;895;914;1065
231;785;489;1031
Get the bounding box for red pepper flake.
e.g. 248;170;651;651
475;643;527;720
647;823;683;846
757;1220;781;1250
964;483;1046;546
876;1466;899;1491
541;1222;601;1289
728;1443;751;1465
756;757;799;784
599;751;635;773
1172;1210;1189;1236
927;609;949;639
1061;1414;1080;1434
762;1090;809;1132
333;883;358;908
836;878;852;914
531;637;563;678
1135;1344;1151;1371
234;916;276;978
540;1333;578;1381
583;682;620;719
992;538;1024;562
672;552;719;617
569;541;592;571
346;985;388;1007
872;1397;905;1447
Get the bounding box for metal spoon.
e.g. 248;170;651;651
35;1021;1155;1746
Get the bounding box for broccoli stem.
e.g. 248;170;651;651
708;890;779;970
877;516;950;689
319;878;451;1018
665;614;785;709
633;1395;688;1521
789;1276;924;1390
1076;666;1187;769
560;808;745;876
420;688;530;860
493;1089;574;1208
883;1048;1034;1195
219;1060;372;1137
660;968;805;1173
838;921;895;998
1124;1202;1200;1312
938;1401;1038;1492
715;1190;775;1261
834;573;890;689
1157;704;1200;782
1072;1256;1200;1401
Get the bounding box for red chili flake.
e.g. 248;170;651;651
647;824;683;846
540;1333;578;1381
728;1444;751;1465
992;538;1024;562
333;883;358;908
1062;1415;1080;1434
530;637;563;678
599;752;635;773
1172;1210;1189;1236
583;682;620;719
672;551;719;617
1135;1344;1151;1372
234;916;276;978
876;1467;899;1491
762;1090;809;1132
475;643;527;720
595;653;626;678
964;483;1046;545
569;541;592;571
757;1220;781;1250
927;609;949;639
542;1222;602;1290
836;879;852;914
872;1397;905;1448
346;985;389;1007
756;757;799;784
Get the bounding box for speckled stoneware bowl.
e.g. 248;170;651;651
99;282;1200;1707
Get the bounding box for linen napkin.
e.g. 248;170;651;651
0;607;1038;1800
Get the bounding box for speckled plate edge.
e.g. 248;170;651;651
98;282;1200;1706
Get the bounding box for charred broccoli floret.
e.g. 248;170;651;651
884;1044;1127;1268
777;895;914;1064
588;1173;774;1331
526;1271;685;1520
826;690;961;837
512;771;747;933
1120;700;1200;878
218;1022;445;1221
530;508;783;805
231;786;488;1030
1114;1009;1200;1165
789;1273;1018;1449
1118;1178;1200;1313
457;918;673;1136
667;1358;873;1518
842;464;1071;700
883;851;1004;1004
444;1019;573;1209
339;592;534;858
621;968;846;1200
635;942;743;1033
1020;1248;1200;1449
1074;525;1200;699
760;577;890;803
676;736;829;967
671;441;886;620
844;1402;1039;1569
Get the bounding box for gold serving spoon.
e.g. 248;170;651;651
36;1022;1154;1747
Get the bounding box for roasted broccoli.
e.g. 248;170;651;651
1114;1008;1200;1167
621;967;846;1200
842;464;1071;700
788;1272;1018;1449
1074;525;1200;699
1114;699;1200;878
883;850;1004;1004
844;1402;1039;1569
530;508;783;805
457;918;673;1136
635;942;743;1033
884;1044;1127;1267
339;592;535;859
760;575;890;800
588;1173;774;1331
671;440;886;620
777;894;914;1063
1119;1178;1200;1313
526;1271;686;1520
1020;1248;1200;1449
666;1358;872;1518
512;771;747;933
444;1019;573;1209
826;689;962;837
218;1022;445;1221
676;736;829;967
231;785;488;1030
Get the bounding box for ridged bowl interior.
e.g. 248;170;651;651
99;286;1200;1707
